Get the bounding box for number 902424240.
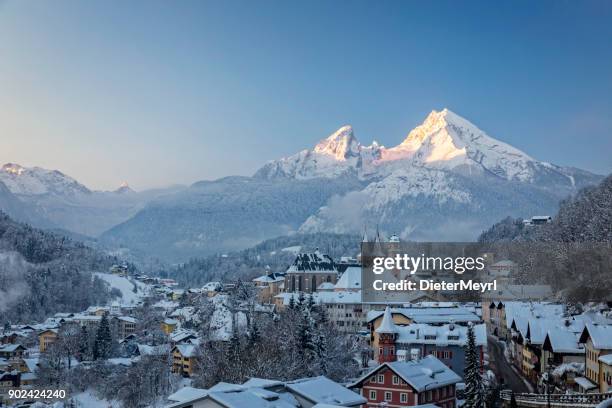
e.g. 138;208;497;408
8;389;67;399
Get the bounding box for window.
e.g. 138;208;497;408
369;390;377;400
392;375;399;385
384;391;392;401
377;374;385;383
427;390;432;401
400;393;408;403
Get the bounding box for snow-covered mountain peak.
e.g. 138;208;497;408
114;182;135;194
0;163;91;196
313;125;360;160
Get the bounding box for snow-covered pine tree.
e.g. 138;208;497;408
78;325;89;361
464;322;485;408
306;294;315;311
93;314;112;360
298;308;315;364
288;295;296;310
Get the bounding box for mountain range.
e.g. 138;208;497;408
1;109;603;262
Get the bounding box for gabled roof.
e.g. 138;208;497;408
350;355;461;392
579;323;612;350
543;328;584;354
0;344;26;353
173;344;196;358
286;251;337;274
285;376;366;406
334;267;361;291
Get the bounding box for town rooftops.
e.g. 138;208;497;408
165;376;362;408
350;355;461;392
285;376;366;406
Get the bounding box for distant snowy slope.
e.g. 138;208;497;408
94;272;145;305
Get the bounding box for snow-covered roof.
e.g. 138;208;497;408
367;306;480;325
580;323;612;350
396;323;487;347
170;329;197;343
174;344;196;358
599;354;612;366
543;328;584;354
334;267;361;291
504;302;564;331
23;357;39;373
350;355;461;392
208;388;298;408
0;344;26;352
152;300;179;310
137;344;170;356
575;376;597;390
116;316;137;323
167;387;208;403
317;282;336;291
285;376;366;406
253;273;285;284
376;307;398;334
242;378;284;389
208;382;245;392
286;251;337;274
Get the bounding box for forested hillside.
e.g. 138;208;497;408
479;174;612;301
165;233;360;287
480;174;612;243
0;211;119;324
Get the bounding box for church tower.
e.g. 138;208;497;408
376;306;398;363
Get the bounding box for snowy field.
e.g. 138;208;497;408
94;273;147;306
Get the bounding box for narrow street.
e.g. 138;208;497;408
488;336;531;394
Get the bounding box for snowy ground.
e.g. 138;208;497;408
72;390;121;407
94;273;148;306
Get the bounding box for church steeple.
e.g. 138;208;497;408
376;306;398;363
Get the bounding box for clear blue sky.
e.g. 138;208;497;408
1;0;610;190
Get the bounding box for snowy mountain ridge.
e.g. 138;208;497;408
1;163;91;196
255;109;578;185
